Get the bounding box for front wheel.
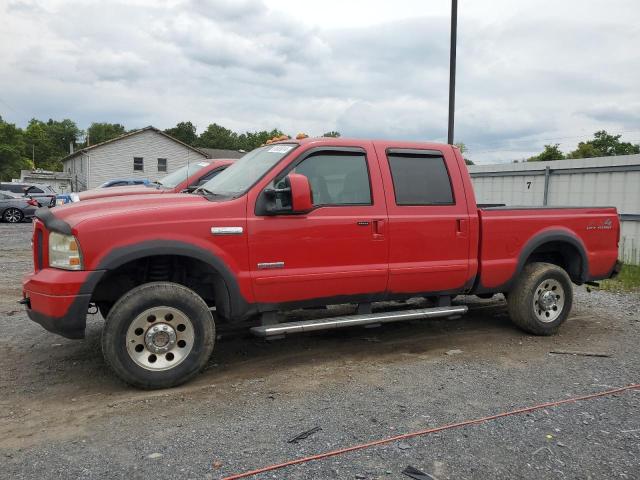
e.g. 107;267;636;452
3;208;24;223
507;262;573;336
102;282;215;389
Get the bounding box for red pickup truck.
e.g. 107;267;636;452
69;159;234;202
22;137;621;388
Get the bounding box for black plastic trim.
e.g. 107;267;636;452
35;207;72;235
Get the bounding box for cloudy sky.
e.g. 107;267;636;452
1;0;639;163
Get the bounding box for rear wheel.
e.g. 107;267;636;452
507;262;573;335
102;282;215;389
3;208;23;223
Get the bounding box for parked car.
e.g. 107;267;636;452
0;182;57;207
0;191;39;223
99;178;151;188
69;160;234;202
22;138;621;389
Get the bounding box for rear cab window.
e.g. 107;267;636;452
386;149;455;206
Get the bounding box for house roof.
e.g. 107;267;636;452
198;148;246;159
62;126;209;162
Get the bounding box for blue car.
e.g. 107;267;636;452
55;178;151;206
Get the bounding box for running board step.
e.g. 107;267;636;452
250;306;468;337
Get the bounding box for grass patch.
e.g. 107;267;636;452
599;263;640;292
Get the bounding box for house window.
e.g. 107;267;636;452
133;157;144;171
157;158;167;172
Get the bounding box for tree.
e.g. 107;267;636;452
237;129;285;150
527;144;565;162
454;143;474;165
322;131;341;138
568;130;640;158
85;122;126;146
164;121;197;146
0;117;33;181
197;123;239;150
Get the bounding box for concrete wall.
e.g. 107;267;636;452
63;130;208;191
468;154;640;265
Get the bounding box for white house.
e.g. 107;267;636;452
61;126;210;191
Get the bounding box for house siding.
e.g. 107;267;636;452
63;130;207;191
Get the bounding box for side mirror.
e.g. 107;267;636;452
288;173;313;213
256;174;313;215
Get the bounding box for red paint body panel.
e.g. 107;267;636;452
22;137;621;338
75;159;234;201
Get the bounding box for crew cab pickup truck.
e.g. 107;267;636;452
68;159;234;202
22;137;621;388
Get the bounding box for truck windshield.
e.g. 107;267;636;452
159;162;211;188
199;144;297;197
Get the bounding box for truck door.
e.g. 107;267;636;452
375;145;471;295
246;145;389;305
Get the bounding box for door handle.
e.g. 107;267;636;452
456;218;468;237
372;219;385;239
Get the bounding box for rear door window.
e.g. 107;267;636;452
387;152;454;205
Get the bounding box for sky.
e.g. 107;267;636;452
0;0;639;164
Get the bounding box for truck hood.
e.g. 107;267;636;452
78;184;166;201
49;193;207;230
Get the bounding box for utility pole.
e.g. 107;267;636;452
447;0;458;145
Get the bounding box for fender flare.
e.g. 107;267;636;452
88;240;251;320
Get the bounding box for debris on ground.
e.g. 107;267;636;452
288;426;322;443
549;350;612;358
445;349;463;356
402;465;437;480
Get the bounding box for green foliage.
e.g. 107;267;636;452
23;118;81;171
599;264;640;292
527;144;565;162
0;116;33;181
164;121;197;146
196;124;285;151
567;130;640;159
322;131;341;138
85;122;126;146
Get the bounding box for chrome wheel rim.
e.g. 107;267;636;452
5;208;21;223
533;278;565;323
126;306;194;371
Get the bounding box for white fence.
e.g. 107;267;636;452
468;154;640;265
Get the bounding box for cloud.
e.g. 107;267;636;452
0;0;638;164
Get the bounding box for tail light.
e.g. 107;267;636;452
27;199;38;206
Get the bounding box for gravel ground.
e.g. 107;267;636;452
1;222;639;480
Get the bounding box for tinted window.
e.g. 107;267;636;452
196;169;223;186
29;187;44;193
109;181;128;187
387;153;454;205
133;157;144;171
288;151;371;206
2;184;24;193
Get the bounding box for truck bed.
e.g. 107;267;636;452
476;206;620;291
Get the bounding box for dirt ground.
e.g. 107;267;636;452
1;222;639;479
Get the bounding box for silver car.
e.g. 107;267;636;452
0;191;38;223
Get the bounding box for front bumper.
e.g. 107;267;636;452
22;268;104;339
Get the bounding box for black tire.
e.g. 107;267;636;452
3;208;24;223
102;282;215;389
507;262;573;336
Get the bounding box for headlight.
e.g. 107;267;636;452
70;193;80;202
49;232;83;270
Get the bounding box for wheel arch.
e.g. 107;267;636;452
517;230;589;285
88;241;251;322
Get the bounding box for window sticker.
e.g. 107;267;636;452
267;145;293;154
